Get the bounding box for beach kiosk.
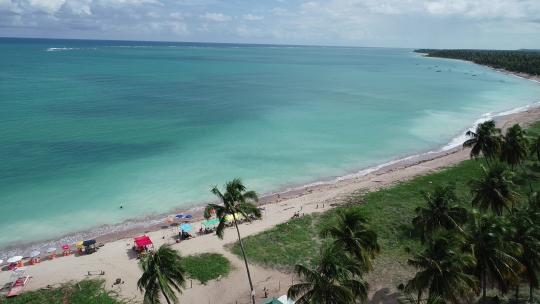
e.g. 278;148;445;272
133;235;153;258
83;239;97;254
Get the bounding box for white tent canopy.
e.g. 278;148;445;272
7;256;23;263
277;295;295;304
30;250;40;258
46;247;56;253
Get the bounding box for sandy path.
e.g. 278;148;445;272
1;107;540;304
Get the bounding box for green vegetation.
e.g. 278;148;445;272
229;214;321;268
287;208;378;302
232;121;540;303
287;244;370;303
204;178;261;304
415;49;540;76
181;253;231;284
232;159;484;271
137;244;186;304
0;279;123;304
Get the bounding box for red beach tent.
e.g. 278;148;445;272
134;235;153;249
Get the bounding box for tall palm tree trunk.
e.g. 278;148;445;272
233;214;256;304
483;268;487;300
448;216;466;235
530;283;534;304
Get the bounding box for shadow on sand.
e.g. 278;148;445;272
369;288;400;304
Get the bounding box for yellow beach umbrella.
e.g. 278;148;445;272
225;213;244;222
76;241;83;249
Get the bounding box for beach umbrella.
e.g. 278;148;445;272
175;213;193;219
30;250;40;258
46;247;56;253
7;256;23;264
202;218;220;227
179;223;192;232
75;241;83;249
62;244;70;250
83;239;96;246
277;295;295;304
225;213;244;222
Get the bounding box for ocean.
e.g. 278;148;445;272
1;38;540;253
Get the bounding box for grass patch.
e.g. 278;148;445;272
229;214;323;269
231;121;540;289
181;253;231;284
0;279;123;304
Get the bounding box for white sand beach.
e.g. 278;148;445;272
2;107;540;304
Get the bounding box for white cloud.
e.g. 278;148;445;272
28;0;66;13
423;0;540;19
0;0;22;13
97;0;159;7
2;0;540;48
243;13;263;21
201;12;231;22
65;0;91;15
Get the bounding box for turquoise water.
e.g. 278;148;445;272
1;38;540;250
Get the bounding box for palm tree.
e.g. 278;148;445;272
463;120;502;164
405;232;477;304
465;212;522;300
288;245;369;304
320;208;380;271
470;163;518;215
500;124;529;170
204;178;261;304
137;244;186;304
508;207;540;302
530;135;540;161
398;291;444;304
412;184;468;243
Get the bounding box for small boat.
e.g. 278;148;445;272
6;275;30;297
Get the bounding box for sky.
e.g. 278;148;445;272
0;0;539;48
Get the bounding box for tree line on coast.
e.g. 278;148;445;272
415;49;540;76
136;120;540;304
278;122;540;304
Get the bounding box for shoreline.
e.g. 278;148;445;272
2;96;540;258
2;52;540;257
2;103;540;304
417;51;540;84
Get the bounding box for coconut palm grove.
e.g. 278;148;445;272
130;120;540;304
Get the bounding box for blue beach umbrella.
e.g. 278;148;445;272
179;223;192;232
175;213;193;219
202;218;220;227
